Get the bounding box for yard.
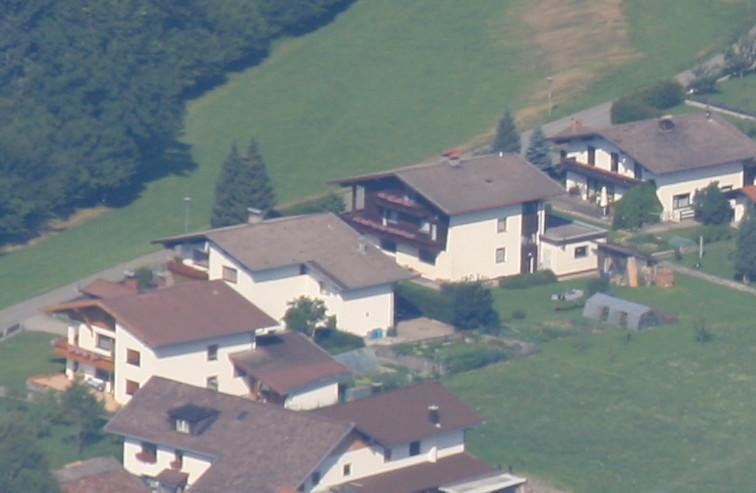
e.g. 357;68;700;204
705;75;756;116
0;1;753;311
447;274;756;493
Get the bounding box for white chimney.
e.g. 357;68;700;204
247;207;264;224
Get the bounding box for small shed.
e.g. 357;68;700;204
583;293;657;330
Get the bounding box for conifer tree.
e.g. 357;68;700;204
491;111;521;154
735;206;756;282
525;125;551;171
211;139;276;228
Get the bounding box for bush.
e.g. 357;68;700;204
611;97;659;124
499;270;558;289
442;281;499;331
612;183;662;229
638;80;685;110
438;344;510;375
314;328;365;355
585;276;610;296
395;282;453;324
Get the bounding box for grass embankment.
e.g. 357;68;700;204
448;274;756;493
0;0;754;310
707;75;756;115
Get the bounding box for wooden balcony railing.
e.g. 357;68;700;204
52;338;114;373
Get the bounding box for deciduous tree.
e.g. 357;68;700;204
612;183;662;229
694;182;732;225
0;414;61;493
284;296;329;337
60;380;106;454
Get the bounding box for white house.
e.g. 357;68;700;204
334;152;569;281
551;112;756;222
45;280;345;408
105;377;526;493
156;213;414;338
539;218;607;278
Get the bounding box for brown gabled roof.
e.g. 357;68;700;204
54;457;150;493
334;153;564;215
45;281;277;348
79;279;137;299
105;377;352;493
230;331;350;395
155;213;414;291
552;112;756;175
333;453;495;493
312;382;481;446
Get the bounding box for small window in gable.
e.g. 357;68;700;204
497;217;508;233
343;463;352;477
126;349;140;367
206;376;218;391
222;266;238;284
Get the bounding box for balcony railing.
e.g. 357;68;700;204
52;338;114;373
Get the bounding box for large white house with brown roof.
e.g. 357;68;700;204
156;213;413;337
551;112;756;222
334;152;567;281
44;280;348;409
105;377;526;493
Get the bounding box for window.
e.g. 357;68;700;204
342;463;352;477
311;471;321;486
138;442;157;463
495;247;506;264
125;380;139;396
409;440;421;456
96;334;114;352
207;344;218;361
380;238;397;253
206;376;218;391
610;153;619;173
587;146;596;165
497;217;508;233
175;419;191;434
95;369;110;382
192;249;209;268
172;450;183;470
574;246;588;258
419;249;437;265
633;161;643;180
673;193;691;209
126;349;140;367
383;447;392;462
222;266;238;283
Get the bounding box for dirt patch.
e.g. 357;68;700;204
514;0;643;125
0;206;109;254
523;475;573;493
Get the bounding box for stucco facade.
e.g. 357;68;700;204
123;437;213;487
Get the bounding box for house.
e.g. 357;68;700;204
727;185;756;224
44;280;280;405
551;112;756;222
54;456;151;493
155;213;414;337
333;152;565;281
105;377;526;493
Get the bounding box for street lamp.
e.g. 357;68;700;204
183;196;192;233
546;76;554;116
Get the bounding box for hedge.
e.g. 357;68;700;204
395;282;454;324
499;270;557;289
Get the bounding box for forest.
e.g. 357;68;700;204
0;0;349;244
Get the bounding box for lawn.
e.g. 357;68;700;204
706;75;756;115
679;239;738;280
0;1;753;312
447;275;756;493
0;332;63;393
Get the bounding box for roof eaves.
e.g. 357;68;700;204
294;424;356;491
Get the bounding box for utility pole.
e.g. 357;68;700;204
546;76;554;116
183;196;192;233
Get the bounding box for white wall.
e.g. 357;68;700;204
310;430;465;492
285;380;340;411
655;162;743;220
207;244;395;336
122;437;212;486
113;325;257;404
64;321;115;391
540;239;604;277
563;137;640;180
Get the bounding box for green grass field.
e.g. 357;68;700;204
707;75;756;114
448;275;756;493
0;1;754;310
0;332;62;393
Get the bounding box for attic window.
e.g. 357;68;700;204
168;403;219;436
176;419;191;434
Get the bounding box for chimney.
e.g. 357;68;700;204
357;235;367;255
428;404;440;428
247;207;264;224
370;382;383;395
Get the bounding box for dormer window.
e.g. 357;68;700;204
168;403;219;436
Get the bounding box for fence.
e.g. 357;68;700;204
0;323;24;343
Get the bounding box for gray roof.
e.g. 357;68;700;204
553;112;756;175
105;377;352;493
541;221;607;245
157;213;414;290
335;153;565;215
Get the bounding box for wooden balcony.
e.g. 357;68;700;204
373;191;432;217
52;338;114;373
341;212;443;250
562;158;641;187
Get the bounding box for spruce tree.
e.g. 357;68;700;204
735;206;756;282
211;139;276;228
491;111;521;154
525;125;551;171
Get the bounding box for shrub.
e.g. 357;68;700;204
585;276;610;296
694;182;732;225
133;267;157;290
395;282;453;324
612;183;662;229
638;80;684;110
314;328;365;355
438;344;510;375
611;97;659;124
499;270;557;289
442;281;500;331
511;309;527;320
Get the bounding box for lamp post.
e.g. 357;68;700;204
546;76;554;116
183;196;192;233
